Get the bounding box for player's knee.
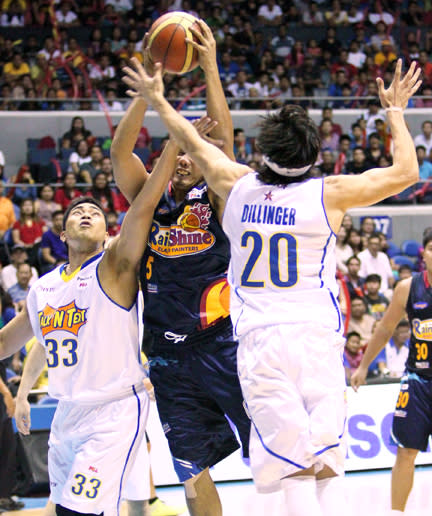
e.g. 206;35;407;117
56;504;102;516
183;468;210;499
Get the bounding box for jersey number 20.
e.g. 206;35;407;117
241;231;298;288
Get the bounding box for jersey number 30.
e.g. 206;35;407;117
241;231;298;288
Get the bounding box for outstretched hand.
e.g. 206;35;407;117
376;59;422;110
185;19;217;72
122;57;164;104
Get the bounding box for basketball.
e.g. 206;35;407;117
148;12;201;75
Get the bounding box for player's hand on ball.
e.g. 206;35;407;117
186;19;216;72
122;57;164;103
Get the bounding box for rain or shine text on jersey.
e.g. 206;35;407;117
406;272;432;377
223;174;341;338
141;183;231;338
26;253;145;403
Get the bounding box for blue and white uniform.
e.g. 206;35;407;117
223;174;346;493
26;253;149;516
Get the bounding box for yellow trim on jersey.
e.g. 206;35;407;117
61;264;82;282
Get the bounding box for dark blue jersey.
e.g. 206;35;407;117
406;271;432;378
140;182;231;341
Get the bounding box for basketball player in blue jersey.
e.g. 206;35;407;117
111;21;250;516
122;56;421;516
0;143;176;516
351;227;432;515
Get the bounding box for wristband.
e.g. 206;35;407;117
385;107;404;112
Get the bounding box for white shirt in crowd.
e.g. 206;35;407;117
357;248;393;293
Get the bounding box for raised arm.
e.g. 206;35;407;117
110;98;150;204
122;59;249;202
189;20;235;161
0;304;34;361
15;341;46;435
325;60;422;230
350;278;411;391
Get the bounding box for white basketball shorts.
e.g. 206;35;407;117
237;323;347;493
48;387;149;516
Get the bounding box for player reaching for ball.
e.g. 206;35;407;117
111;19;251;516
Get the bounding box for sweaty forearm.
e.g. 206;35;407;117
387;110;418;183
111;98;148;158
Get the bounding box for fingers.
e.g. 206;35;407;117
376;76;386;102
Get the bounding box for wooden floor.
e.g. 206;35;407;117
3;467;432;516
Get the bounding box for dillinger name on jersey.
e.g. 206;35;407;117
241;204;296;226
149;202;215;257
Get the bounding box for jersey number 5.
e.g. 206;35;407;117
240;231;298;288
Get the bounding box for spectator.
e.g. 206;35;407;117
347;40;367;70
418;50;432;86
398;264;413;281
374;40;397;70
347;4;364;25
109;26;126;52
366;132;386;167
79;144;104;184
34;184;61;228
344;255;365;299
11;199;46;266
217;51;240;86
302;1;325;26
347;228;363;256
62;116;92;146
101;156;115;184
54;172;84;211
363;273;390;320
345;147;371;174
86;172;119;214
343;331;364;384
347;296;376;347
350;122;366;149
99;88;123;112
69;139;91;175
9;165;37;206
335;225;353;274
37;36;62;63
0;183;15;239
2;52;30;83
327;69;348;101
227;71;253;109
7;261;31;306
325;0;348;26
320;118;339;152
416;145;432;180
89;53;116;86
317;149;335;176
105;0;133;13
360;216;376;242
414;120;432;156
298;56;321;96
364;99;385;136
401;1;423;26
0;0;25;27
270;25;295;61
385;320;410;378
257;0;283;28
55;0;79;28
368;2;395;26
0;244;38;291
319;26;342;59
233;128;252;164
341;213;354;232
358;233;395;294
40;210;67;273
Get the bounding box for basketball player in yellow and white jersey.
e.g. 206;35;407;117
0;139;176;516
122;57;421;516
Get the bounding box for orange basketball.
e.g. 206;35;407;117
179;212;200;232
148;12;201;75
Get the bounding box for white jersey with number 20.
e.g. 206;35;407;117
223;174;342;338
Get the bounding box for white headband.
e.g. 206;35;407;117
262;155;312;177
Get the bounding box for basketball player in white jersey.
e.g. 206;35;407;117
0;145;176;516
121;57;421;515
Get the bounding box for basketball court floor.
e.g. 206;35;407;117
3;465;432;516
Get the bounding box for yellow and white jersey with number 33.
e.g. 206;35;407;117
26;252;145;404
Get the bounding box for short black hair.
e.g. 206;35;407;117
365;273;382;284
346;255;361;265
396;319;410;329
255;104;320;187
63;197;108;230
346;331;361;340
